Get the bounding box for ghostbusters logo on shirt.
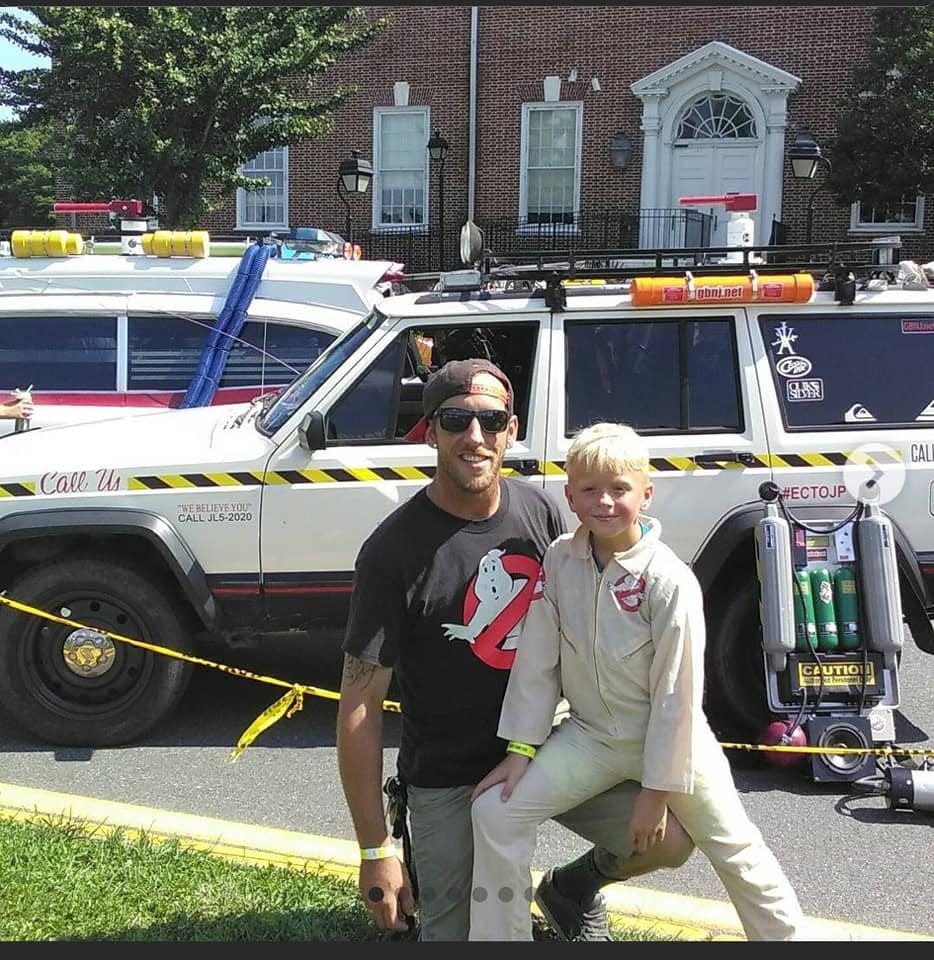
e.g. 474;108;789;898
610;572;646;612
441;549;542;669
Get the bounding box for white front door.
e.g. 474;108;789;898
672;143;759;246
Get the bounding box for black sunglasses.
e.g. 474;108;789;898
434;407;511;434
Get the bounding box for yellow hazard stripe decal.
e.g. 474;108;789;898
0;480;36;497
3;450;909;495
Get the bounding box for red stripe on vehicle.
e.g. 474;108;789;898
263;585;354;595
30;387;263;408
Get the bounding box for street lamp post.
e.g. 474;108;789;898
788;128;833;244
428;129;449;271
337;149;373;245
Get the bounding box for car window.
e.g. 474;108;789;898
259;307;388;435
220;322;334;388
565;317;741;434
0;315;118;390
761;312;934;429
127;315;334;392
326;322;539;443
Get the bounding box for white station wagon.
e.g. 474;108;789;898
0;242;401;437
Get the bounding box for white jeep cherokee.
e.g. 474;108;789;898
1;244;933;747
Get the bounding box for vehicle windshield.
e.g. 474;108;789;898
257;306;387;434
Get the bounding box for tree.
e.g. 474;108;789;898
830;4;934;208
0;6;386;226
0;120;55;227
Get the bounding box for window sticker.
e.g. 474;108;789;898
775;355;813;378
844;403;877;423
901;318;934;334
771;320;799;355
786;379;823;402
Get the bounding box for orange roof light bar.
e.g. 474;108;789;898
631;272;815;307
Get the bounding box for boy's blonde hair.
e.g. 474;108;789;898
566;422;650;478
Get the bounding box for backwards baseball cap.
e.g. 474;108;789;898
422;358;513;418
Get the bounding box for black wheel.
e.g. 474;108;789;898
704;575;772;744
0;555;195;746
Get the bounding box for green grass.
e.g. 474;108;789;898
0;815;663;941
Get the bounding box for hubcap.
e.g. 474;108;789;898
62;628;117;678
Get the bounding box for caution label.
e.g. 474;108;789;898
797;661;876;687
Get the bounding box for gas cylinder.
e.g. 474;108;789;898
833;566;861;650
856;500;904;668
809;567;839;652
793;569;818;652
755;487;795;672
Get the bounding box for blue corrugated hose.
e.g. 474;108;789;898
181;241;276;408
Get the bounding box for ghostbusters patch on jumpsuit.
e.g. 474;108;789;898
610;572;646;612
441;549;541;670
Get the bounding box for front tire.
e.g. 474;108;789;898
0;555;195;746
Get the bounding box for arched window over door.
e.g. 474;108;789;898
677;94;756;140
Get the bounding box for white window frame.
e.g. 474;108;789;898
236;146;289;231
372;106;430;233
849;195;924;234
518;101;583;234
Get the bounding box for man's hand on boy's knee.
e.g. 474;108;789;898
470;753;530;803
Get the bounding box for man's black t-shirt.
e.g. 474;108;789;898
342;479;565;787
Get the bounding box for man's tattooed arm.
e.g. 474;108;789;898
342;653;381;690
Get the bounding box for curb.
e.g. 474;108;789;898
0;781;927;942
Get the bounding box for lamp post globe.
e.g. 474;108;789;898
788;128;832;244
336;149;373;245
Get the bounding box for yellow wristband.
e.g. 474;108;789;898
506;740;537;759
359;843;396;860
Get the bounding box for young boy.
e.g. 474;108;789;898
468;422;804;941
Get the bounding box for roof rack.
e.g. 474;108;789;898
477;238;905;283
405;234;928;309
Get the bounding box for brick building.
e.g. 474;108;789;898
200;5;930;271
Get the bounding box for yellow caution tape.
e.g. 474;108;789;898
0;593;401;761
720;741;934;759
4;593;931;763
229;685;305;763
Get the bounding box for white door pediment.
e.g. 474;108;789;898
631;42;801;251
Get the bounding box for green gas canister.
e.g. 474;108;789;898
809;567;839;651
833;566;861;650
793;569;818;651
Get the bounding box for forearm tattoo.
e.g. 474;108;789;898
342;654;379;688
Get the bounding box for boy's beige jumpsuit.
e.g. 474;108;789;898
469;518;804;940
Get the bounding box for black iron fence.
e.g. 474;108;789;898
359;208;713;273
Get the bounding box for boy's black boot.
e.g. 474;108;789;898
534;867;611;941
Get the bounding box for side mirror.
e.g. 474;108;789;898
459;220;485;267
298;410;327;451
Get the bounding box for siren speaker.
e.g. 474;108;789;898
805;716;876;783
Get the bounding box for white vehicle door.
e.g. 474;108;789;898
258;312;550;627
544;302;772;565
